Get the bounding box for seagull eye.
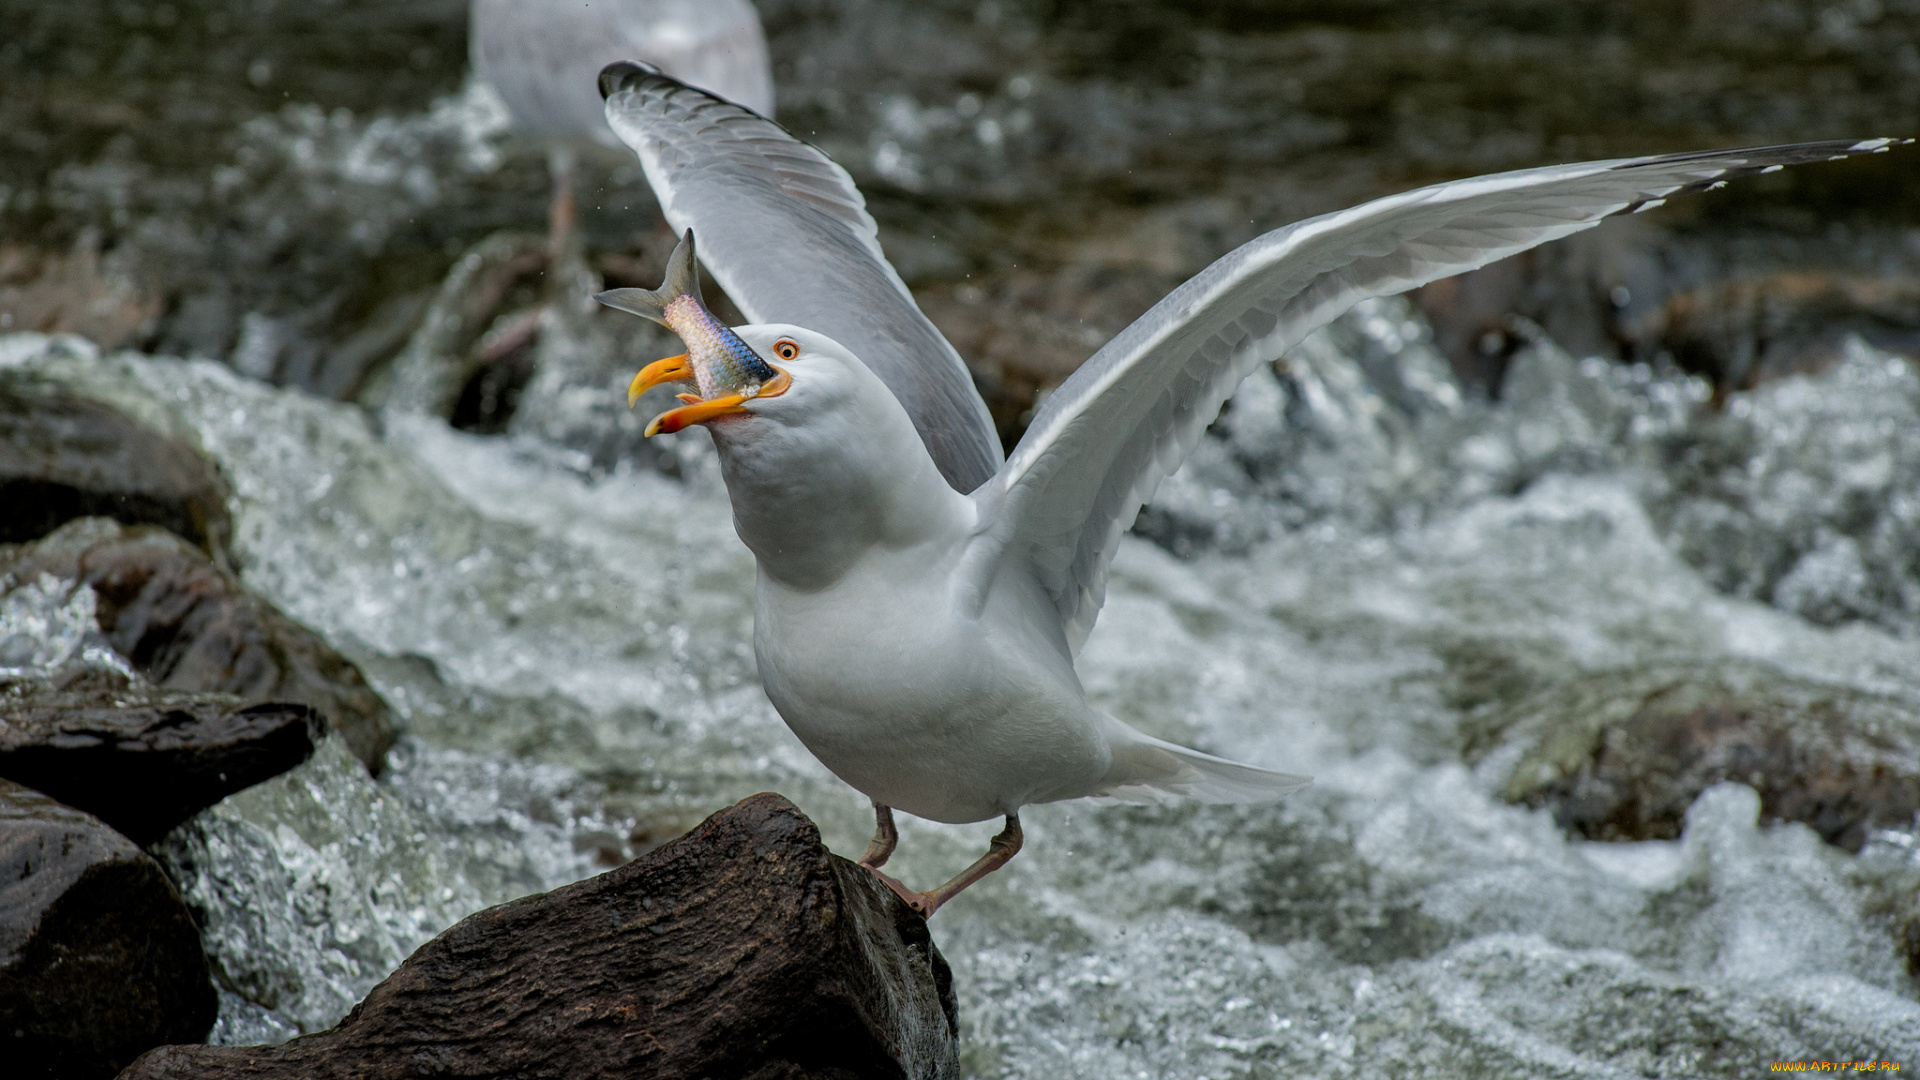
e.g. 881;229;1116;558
773;339;800;361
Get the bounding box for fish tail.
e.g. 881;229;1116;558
593;229;702;326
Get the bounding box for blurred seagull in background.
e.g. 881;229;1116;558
470;0;774;256
593;60;1906;916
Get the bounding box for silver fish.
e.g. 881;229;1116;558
595;230;777;402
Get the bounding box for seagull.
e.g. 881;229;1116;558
469;0;775;255
592;60;1904;915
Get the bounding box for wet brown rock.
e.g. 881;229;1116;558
0;237;164;351
377;231;551;422
919;260;1169;451
1474;662;1920;852
121;792;960;1080
0;683;321;846
0;778;215;1079
1411;236;1920;400
1413;255;1541;392
0;374;231;552
1635;272;1920;392
1410;222;1665;394
3;520;396;774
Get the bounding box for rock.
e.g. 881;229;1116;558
377;232;552;424
122;792;959;1080
0;374;232;552
1411;254;1541;393
1634;271;1920;392
2;520;396;774
0;778;215;1079
1474;662;1920;852
0;683;321;846
1904;916;1920;981
917;262;1168;451
0;237;164;351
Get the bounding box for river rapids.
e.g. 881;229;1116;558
5;301;1919;1073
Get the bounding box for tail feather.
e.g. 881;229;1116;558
594;229;702;326
1094;714;1310;804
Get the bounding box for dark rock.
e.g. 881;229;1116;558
0;778;215;1079
0;374;231;553
378;231;552;423
121;792;959;1080
0;683;321;846
1412;254;1543;394
3;520;396;774
1634;271;1920;392
918;262;1174;452
1905;916;1920;981
1473;662;1920;852
1412;222;1920;401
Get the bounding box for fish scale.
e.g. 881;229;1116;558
662;294;777;400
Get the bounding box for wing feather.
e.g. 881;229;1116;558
968;138;1908;652
600;62;1003;492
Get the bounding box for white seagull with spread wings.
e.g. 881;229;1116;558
592;59;1904;916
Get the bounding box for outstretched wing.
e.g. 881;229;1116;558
600;61;1003;493
965;138;1908;653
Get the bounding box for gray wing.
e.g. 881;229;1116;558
600;61;1004;493
472;0;774;144
965;138;1909;653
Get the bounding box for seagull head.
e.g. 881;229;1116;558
598;230;962;586
597;232;893;450
596;230;807;436
622;323;862;440
626;321;961;589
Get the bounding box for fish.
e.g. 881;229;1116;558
595;230;779;406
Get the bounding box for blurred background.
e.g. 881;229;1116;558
5;0;1917;439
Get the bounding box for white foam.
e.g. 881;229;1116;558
7;320;1917;1066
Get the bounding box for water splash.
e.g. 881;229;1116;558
5;326;1917;1068
155;736;633;1042
0;571;137;684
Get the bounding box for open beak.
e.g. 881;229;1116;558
626;354;692;408
645;393;752;436
643;366;792;437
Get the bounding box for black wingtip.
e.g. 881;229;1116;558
596;58;779;122
599;60;662;100
1609;137;1912;174
1595;137;1917;213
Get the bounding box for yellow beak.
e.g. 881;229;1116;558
626;354;693;408
645;392;753;436
642;366;793;437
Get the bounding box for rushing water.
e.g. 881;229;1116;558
5;311;1918;1072
6;0;1920;1072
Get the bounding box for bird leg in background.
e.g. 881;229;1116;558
546;144;579;264
866;814;1023;918
859;801;899;868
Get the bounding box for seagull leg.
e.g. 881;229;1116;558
921;814;1023;913
858;801;899;869
865;814;1023;919
546;144;579;264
